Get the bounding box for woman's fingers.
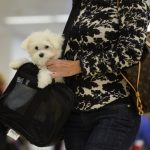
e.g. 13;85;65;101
47;59;62;66
47;66;56;72
46;60;81;78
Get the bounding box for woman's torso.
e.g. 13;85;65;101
63;0;133;111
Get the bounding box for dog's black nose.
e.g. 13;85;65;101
39;53;44;57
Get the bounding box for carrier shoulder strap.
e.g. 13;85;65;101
116;0;144;115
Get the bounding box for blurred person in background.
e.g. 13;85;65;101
133;114;150;150
0;73;6;95
0;73;7;150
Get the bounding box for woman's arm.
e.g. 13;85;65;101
79;0;150;79
47;1;149;79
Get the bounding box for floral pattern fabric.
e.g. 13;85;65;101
63;0;150;111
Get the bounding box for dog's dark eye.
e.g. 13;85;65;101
35;46;39;50
45;45;49;49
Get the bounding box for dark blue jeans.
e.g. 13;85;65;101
63;96;141;150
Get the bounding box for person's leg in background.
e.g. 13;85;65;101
0;74;7;149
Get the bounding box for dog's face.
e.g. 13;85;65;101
21;30;64;67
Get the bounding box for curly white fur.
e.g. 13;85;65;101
9;58;30;70
10;30;64;88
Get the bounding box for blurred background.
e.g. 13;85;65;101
0;0;150;150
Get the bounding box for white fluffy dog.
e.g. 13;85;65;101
9;30;64;88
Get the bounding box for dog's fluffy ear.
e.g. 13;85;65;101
21;37;32;50
45;30;64;50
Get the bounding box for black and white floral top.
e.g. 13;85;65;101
62;0;150;111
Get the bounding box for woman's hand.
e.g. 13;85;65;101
47;59;81;78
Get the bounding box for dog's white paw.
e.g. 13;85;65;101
9;61;19;70
38;68;52;88
38;77;52;88
9;58;30;70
